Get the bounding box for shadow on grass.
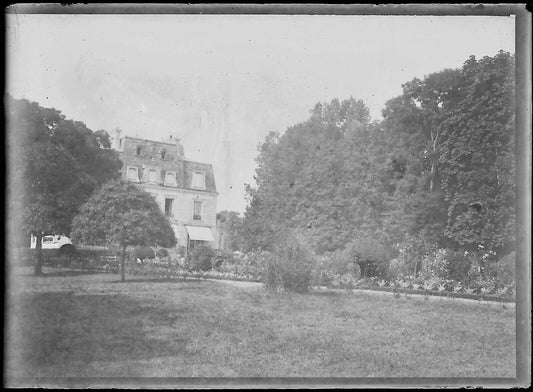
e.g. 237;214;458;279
8;292;189;377
16;269;111;278
41;270;109;277
113;277;211;284
308;290;343;297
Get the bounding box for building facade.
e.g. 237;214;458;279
114;130;218;253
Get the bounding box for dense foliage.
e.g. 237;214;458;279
71;180;177;281
216;211;244;251
188;244;216;272
262;232;317;294
7;96;122;275
241;51;515;283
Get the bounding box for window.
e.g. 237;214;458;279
189;240;207;252
136;145;142;155
161;149;166;159
148;169;158;183
43;236;54;243
164;171;177;186
193;201;202;221
164;198;174;217
192;171;206;189
127;166;139;182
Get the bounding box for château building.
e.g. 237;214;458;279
113;129;218;253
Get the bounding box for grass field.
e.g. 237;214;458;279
5;266;516;383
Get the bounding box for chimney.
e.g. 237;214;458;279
114;128;122;150
175;137;184;158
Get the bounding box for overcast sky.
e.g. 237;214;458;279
6;13;515;213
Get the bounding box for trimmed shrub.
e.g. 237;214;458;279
132;246;155;260
262;234;316;293
155;248;170;259
188;244;215;271
445;250;471;281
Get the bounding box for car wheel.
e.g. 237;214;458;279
59;244;76;256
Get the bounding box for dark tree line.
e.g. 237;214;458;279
240;51;515;274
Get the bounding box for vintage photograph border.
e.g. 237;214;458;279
4;3;531;389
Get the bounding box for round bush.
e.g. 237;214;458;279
189;244;215;271
155;248;169;258
262;234;316;293
132;246;155;260
445;250;471;281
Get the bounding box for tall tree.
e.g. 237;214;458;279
7;96;122;275
439;51;515;258
380;68;463;248
216;210;244;251
242;97;390;256
71;180;177;282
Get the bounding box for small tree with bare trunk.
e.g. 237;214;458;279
71;180;176;282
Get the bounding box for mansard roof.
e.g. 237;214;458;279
118;136;217;193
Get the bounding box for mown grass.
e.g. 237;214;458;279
5;267;515;381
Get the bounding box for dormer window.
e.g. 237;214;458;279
192;171;206;189
164;171;177;186
127;166;140;182
147;169;158;183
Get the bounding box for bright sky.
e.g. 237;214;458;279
6;14;515;214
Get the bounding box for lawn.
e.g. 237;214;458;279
5;266;516;384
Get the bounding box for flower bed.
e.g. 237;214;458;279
323;276;515;302
19;248;120;273
125;259;262;282
23;247;515;303
349;284;515;303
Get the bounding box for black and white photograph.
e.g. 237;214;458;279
4;3;531;389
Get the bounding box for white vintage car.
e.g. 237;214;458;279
30;234;76;254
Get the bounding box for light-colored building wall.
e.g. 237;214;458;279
114;132;219;251
140;184;218;249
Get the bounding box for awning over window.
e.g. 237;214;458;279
185;225;214;242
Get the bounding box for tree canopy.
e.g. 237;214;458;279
71;180;177;281
241;51;516;273
7;96;122;274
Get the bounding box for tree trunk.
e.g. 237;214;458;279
34;233;43;276
429;160;436;192
429;126;440;192
120;244;126;282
